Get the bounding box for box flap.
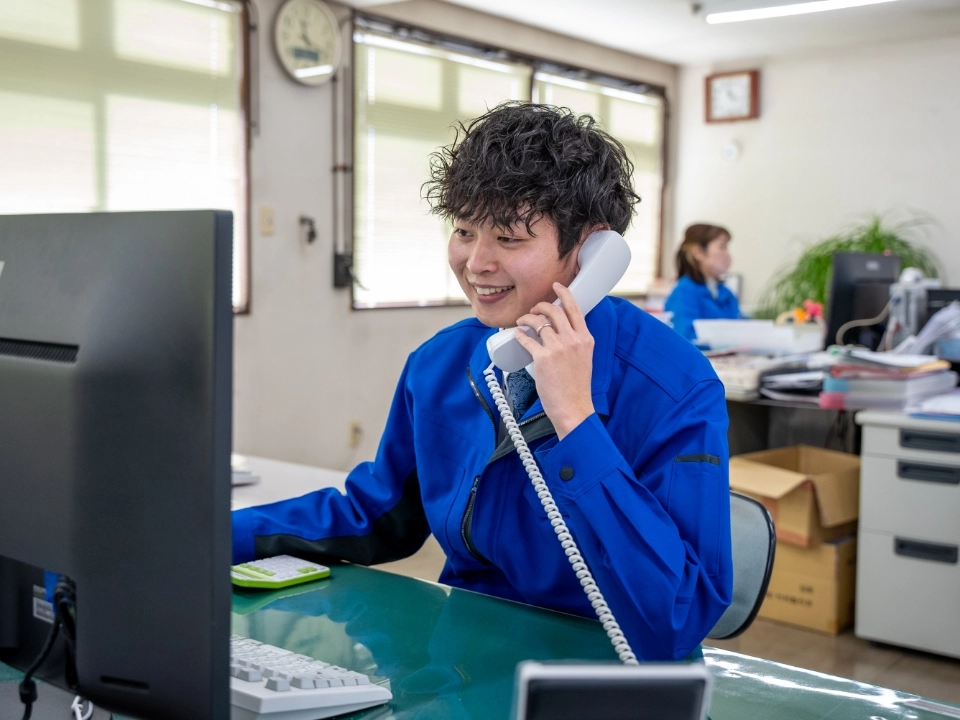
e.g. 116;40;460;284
796;446;861;527
794;445;861;475
729;456;810;499
809;468;860;527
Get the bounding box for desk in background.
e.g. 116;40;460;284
727;398;859;456
856;411;960;659
232;455;348;510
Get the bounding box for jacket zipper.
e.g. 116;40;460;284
460;475;489;564
462;368;549;565
519;412;546;428
460;413;547;564
464;367;495;564
466;366;498;439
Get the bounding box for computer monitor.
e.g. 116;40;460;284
0;211;233;719
825;252;901;349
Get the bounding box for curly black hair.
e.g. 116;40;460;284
423;102;641;260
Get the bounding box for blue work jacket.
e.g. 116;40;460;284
665;276;742;341
232;297;733;661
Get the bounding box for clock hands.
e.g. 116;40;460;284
299;19;315;49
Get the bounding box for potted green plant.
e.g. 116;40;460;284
755;215;942;320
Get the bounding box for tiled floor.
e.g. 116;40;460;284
376;535;960;706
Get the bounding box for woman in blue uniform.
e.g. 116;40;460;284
232;104;732;661
665;224;743;342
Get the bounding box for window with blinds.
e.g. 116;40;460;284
0;0;249;310
533;73;664;296
353;32;532;308
352;25;666;308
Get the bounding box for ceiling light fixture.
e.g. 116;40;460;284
705;0;898;24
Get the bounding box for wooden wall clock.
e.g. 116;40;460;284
705;70;760;123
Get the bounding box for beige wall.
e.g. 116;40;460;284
233;0;679;468
673;35;960;310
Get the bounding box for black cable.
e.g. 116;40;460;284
18;616;60;720
18;576;78;720
55;577;78;691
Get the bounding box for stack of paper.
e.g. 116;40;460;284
820;347;957;410
894;301;960;356
709;354;797;401
759;370;826;404
909;390;960;421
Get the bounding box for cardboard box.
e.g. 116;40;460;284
729;445;860;547
758;536;857;634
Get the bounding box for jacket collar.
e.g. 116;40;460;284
466;297;616;421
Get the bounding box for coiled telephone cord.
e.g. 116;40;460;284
483;363;638;665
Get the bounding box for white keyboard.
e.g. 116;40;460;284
230;636;392;720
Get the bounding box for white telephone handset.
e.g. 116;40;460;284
481;229;638;665
485;230;632;373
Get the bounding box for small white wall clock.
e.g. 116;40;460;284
274;0;342;86
705;70;759;123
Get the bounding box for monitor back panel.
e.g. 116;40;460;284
0;211;233;720
826;252;901;348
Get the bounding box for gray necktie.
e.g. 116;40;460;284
508;369;538;419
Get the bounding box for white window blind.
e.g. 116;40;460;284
352;27;666;308
534;73;664;295
0;0;249;310
353;32;532;308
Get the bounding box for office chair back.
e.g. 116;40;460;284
707;492;776;640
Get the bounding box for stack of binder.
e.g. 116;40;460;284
819;348;957;410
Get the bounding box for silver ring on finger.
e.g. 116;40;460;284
535;321;552;337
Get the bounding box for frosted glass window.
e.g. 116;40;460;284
608;95;660;146
114;0;238;76
353;28;665;306
458;65;525;116
0;0;248;310
534;73;665;295
536;77;600;118
367;47;443;110
353;32;531;308
0;91;96;213
107;97;242;211
354;132;458;306
0;0;80;49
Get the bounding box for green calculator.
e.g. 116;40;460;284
230;555;331;590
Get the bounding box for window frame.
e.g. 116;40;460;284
349;11;668;311
237;0;252;315
0;0;252;314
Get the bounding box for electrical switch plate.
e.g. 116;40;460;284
349;421;362;448
260;207;275;236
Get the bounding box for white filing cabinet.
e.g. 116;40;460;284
855;411;960;659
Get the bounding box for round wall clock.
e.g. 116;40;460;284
274;0;342;86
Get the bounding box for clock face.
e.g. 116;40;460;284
708;72;756;122
274;0;341;86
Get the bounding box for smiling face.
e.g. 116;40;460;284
448;214;580;328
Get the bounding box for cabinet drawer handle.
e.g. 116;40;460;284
900;430;960;454
897;461;960;485
895;538;959;564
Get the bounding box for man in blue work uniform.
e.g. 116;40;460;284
232;102;733;662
